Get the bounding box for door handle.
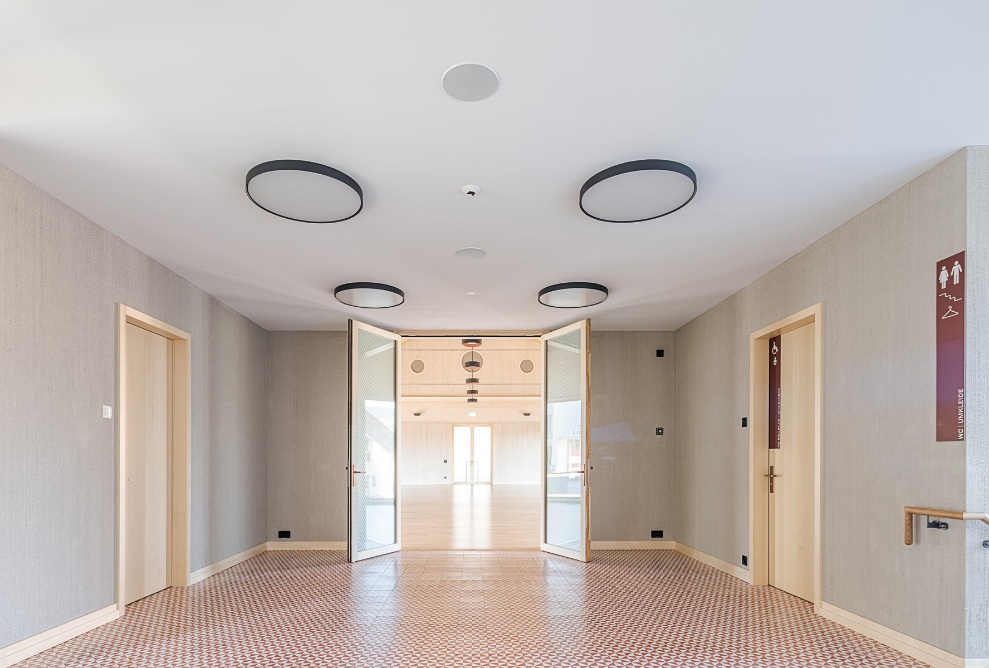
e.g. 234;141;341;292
352;467;364;487
764;465;781;494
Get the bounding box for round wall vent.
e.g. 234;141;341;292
410;359;425;374
519;359;535;374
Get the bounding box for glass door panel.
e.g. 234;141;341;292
348;320;401;562
473;426;492;484
541;320;590;562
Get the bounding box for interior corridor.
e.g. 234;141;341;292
15;550;926;668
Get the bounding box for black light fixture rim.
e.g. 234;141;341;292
333;282;405;308
578;159;697;223
537;282;609;308
246;159;364;224
466;377;480;384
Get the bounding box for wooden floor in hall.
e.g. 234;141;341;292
401;484;541;549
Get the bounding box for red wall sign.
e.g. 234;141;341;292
769;335;781;449
936;251;965;442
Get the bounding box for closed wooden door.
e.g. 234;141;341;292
124;323;171;604
769;322;815;601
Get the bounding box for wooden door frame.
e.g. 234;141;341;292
748;303;823;611
116;305;191;612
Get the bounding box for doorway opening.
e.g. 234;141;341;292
116;305;191;612
748;303;823;610
453;425;492;484
348;320;591;562
400;336;543;550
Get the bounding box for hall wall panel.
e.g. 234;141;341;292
0;164;268;649
590;332;677;543
675;148;974;655
401;422;451;484
265;332;348;542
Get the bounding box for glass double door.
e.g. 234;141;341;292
452;425;492;484
348;319;591;563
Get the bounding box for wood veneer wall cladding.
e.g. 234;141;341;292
265;332;349;542
0;164;268;649
589;332;677;543
675;148;978;657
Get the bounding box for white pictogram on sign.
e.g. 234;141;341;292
939;266;949;290
942;305;960;320
952;260;963;285
771;342;778;355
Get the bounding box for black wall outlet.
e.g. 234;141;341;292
278;530;291;539
741;555;748;566
656;349;665;357
655;427;664;436
651;530;664;539
741;417;748;428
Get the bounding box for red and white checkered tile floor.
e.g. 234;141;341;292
18;550;928;667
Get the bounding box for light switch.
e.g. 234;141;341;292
102;405;112;419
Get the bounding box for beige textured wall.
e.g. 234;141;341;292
675;149;972;655
266;332;348;542
0;164;268;649
964;148;989;659
590;331;676;542
265;330;676;544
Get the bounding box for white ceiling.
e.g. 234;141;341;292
3;2;988;332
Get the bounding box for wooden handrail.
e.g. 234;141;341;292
904;506;989;545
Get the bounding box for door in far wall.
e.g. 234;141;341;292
452;425;492;484
768;322;815;601
124;323;171;604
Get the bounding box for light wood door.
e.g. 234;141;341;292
124;323;171;604
540;319;591;562
769;322;815;601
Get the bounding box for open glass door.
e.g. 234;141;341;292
540;319;590;562
348;320;401;562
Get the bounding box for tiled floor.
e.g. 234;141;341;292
18;550;927;667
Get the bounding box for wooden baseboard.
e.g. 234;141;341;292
266;541;346;551
819;602;978;668
591;540;675;550
673;543;753;584
0;604;120;668
188;543;266;585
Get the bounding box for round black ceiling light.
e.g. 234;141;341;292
538;282;609;309
246;160;363;223
334;282;404;309
579;159;697;223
